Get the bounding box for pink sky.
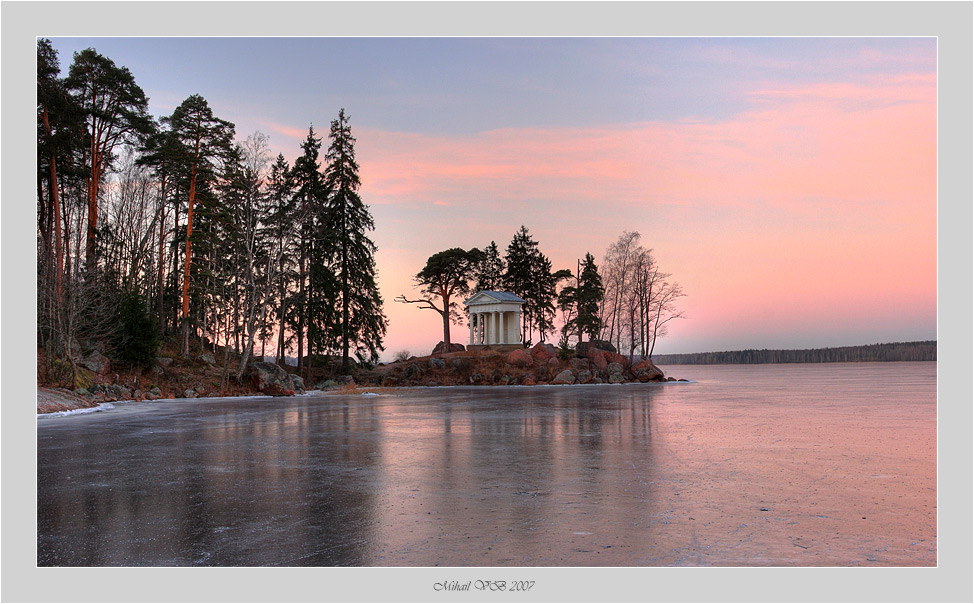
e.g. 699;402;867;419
49;38;935;359
350;72;937;357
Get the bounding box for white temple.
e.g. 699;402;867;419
463;290;525;347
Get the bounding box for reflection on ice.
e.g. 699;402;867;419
37;364;936;567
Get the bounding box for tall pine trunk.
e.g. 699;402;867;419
42;107;64;300
297;231;305;373
441;292;451;346
341;215;350;372
180;162;198;356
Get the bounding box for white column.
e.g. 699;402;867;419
494;311;500;345
516;310;522;343
469;313;474;345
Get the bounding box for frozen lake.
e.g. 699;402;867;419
37;362;936;566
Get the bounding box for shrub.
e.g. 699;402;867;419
393;350;411;363
113;290;160;369
557;336;574;361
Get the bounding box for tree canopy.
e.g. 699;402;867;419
397;247;483;346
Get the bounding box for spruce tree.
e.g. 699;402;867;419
113;290;159;368
576;253;605;342
474;240;506;291
291;126;326;372
323;109;387;370
503;226;540;342
264;154;298;365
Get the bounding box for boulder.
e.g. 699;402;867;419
530;343;557;362
534;364;550;380
552;369;576;385
73;387;93;400
576;339;617;356
522;376;537;386
666;376;676;382
429;357;447;370
576;369;593;384
678;378;690;382
450;357;471;371
607;362;623;376
432;341;466;355
245;361;297;396
606;352;631;369
403;363;421;379
156;356;174;368
198;352;217;365
469;373;484;384
79;351;110;375
289;374;306;393
570;357;592;372
506;348;534;367
337;375;356;386
109;385;132;400
587;349;609;372
182;388;199;399
314;379;339;390
498;374;511;385
608;373;626;384
145;387;163;401
631;359;665;382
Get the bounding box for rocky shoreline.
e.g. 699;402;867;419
364;341;680;388
37;340;682;414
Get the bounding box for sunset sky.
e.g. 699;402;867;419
47;37;937;359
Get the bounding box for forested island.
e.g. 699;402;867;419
653;341;936;365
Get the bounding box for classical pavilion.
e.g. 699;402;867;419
463;290;525;348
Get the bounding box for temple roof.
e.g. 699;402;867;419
463;290;526;305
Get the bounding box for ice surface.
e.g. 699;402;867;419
38;402;115;418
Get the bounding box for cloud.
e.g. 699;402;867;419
356;72;935;220
359;72;936;358
258;120;309;141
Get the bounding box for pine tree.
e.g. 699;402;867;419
323;109;387;370
396;248;482;346
163;94;235;356
65;48;153;267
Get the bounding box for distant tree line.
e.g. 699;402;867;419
398;228;686;354
653;341;937;365
37;40;386;388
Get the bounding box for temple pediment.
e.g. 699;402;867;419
464;290;526;307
